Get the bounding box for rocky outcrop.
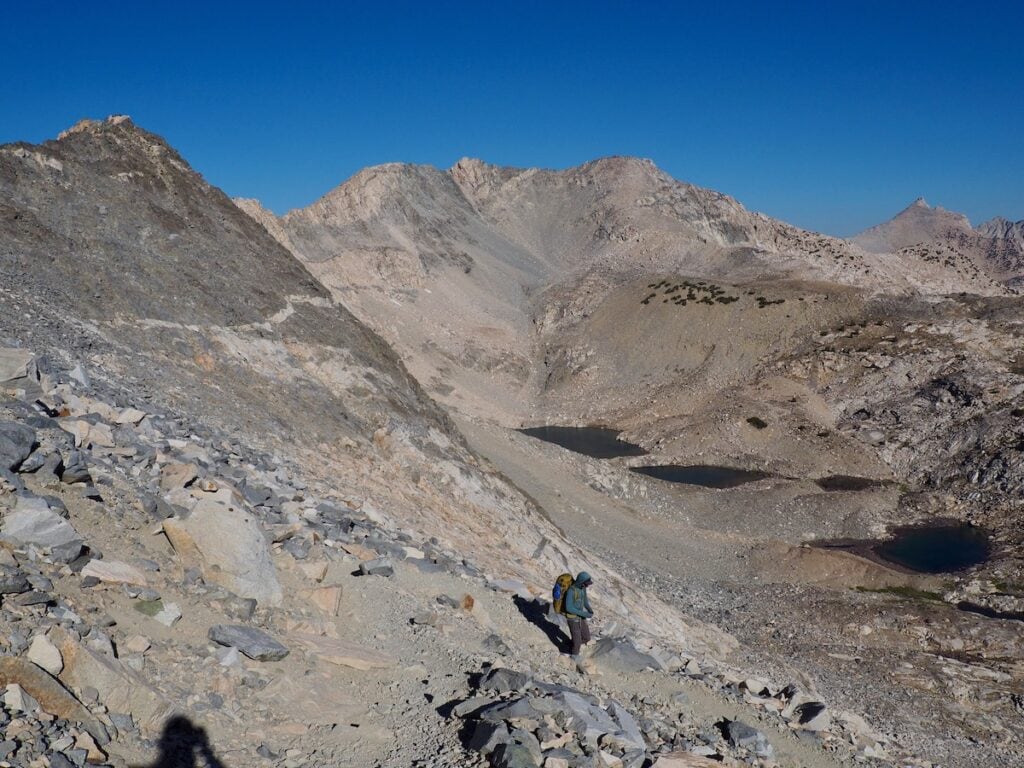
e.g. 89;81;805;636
163;488;284;606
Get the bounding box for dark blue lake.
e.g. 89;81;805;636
873;524;990;573
816;475;890;491
518;426;647;459
630;464;771;489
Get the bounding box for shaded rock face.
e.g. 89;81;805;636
0;116;452;447
0;118;325;326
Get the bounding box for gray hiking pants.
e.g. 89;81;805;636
567;617;591;656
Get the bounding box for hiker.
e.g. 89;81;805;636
562;571;594;657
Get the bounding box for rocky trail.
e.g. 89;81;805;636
0;346;919;768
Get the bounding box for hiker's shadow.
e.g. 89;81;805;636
512;595;569;653
139;716;227;768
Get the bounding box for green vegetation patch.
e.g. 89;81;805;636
640;278;741;308
854;585;944;602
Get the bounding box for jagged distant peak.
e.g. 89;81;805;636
56;114;134;141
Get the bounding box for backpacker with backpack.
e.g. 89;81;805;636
551;572;574;615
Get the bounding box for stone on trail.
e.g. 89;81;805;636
2;497;83;559
487;577;533;600
208;624;289;661
0;563;31;594
479;667;535;694
115;407;147;425
53;626;174;737
292;632;394;670
492;741;541;768
81;559;149;586
27;634;64;675
3;682;40;713
60;450;92;484
158;461;198;491
358;557;394;577
162;488;283;605
153;601;182;627
724;720;773;758
466;719;511;755
607;699;645;750
0;656;106;741
793;701;830;731
340;541;379;561
0;420;35;471
0;348;38;387
650;753;720;767
555;690;620;747
452;695;496;718
587;637;662;673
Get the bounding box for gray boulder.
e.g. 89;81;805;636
491;742;540;768
607;699;646;750
480;667;534;694
555;691;619;747
452;696;496;718
479;697;545;723
207;624;289;661
0;421;35;471
0;564;30;595
588;637;662;673
358;557;394;577
725;720;773;758
2;496;83;560
61;450;92;484
466;720;510;755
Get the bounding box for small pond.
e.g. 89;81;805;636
815;475;891;492
873;524;990;573
518;426;647;459
630;465;771;489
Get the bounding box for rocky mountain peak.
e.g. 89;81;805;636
853;197;973;253
56;114;133;141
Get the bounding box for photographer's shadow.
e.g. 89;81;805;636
138;715;227;768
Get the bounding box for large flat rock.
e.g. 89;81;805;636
0;420;35;471
0;656;105;741
292;633;395;670
208;624;289;661
52;627;175;737
163;488;282;606
2;498;83;555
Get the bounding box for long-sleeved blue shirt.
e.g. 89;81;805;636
564;576;593;619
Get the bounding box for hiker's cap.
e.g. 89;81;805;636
577;571;592;585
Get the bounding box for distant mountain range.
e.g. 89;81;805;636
852;198;1024;286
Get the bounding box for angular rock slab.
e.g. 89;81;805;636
0;656;106;741
651;753;720;767
0;348;37;384
81;559;149;586
52;627;174;737
28;634;64;675
208;624;289;661
0;563;30;594
292;633;395;670
2;500;83;556
163;488;282;606
0;420;36;471
588;637;662;673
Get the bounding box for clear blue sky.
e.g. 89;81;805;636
2;1;1022;235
